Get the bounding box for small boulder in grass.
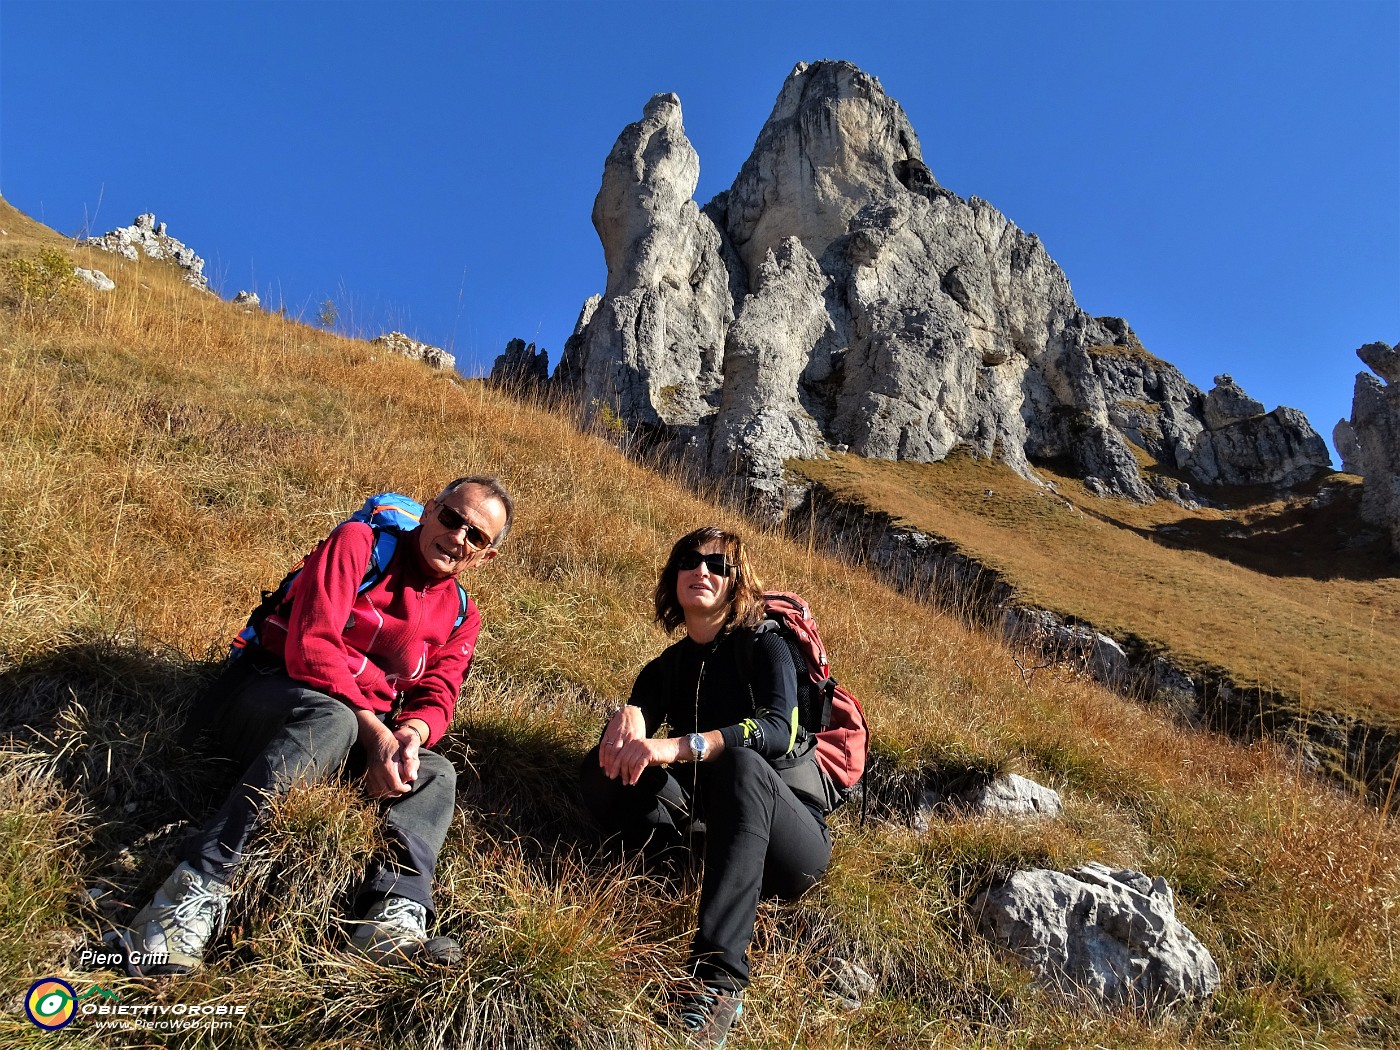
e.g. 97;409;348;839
916;771;1064;829
75;267;115;292
972;862;1221;1009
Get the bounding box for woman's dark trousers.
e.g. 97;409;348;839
581;746;832;992
182;666;457;920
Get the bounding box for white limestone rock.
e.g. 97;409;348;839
232;290;260;309
973;862;1220;1008
74;267;114;292
555;93;735;432
85;213;210;291
1334;418;1362;474
560;61;1330;509
372;331;455;371
1202;374;1265;429
708;236;830;511
725;60;928;283
921;772;1064;823
1341;340;1400;552
1187;401;1331;488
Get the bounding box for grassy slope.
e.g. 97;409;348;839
1;199;1398;1048
792;451;1400;728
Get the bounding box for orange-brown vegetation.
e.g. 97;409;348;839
1;198;1397;1048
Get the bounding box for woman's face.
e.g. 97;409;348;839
675;539;734;620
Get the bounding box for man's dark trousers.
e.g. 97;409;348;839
183;665;457;919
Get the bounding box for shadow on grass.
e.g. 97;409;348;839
1132;475;1396;582
450;717;598;858
0;634;229;824
0;635;614;915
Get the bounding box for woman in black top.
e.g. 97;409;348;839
581;526;833;1046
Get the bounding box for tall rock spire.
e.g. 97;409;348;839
557;61;1330;516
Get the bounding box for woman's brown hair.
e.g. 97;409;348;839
654;526;766;635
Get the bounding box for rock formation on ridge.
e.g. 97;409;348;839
86;213;210;292
489;338;550;388
372;331;454;371
555;61;1330;514
1336;340;1400;553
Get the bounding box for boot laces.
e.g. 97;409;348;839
374;896;427;939
169;875;229;950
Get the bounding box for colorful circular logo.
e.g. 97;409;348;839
26;978;77;1031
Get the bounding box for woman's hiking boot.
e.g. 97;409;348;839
676;982;742;1048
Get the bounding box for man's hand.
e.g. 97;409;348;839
393;722;424;785
599;705;648;780
357;710;414;798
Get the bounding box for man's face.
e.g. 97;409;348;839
418;484;507;578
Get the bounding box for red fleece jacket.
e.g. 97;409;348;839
258;521;480;746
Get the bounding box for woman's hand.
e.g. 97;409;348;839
616;736;682;786
599;705;648;780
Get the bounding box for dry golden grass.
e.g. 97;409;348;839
792;451;1400;726
2;198;1398;1047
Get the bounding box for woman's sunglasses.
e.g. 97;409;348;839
435;504;493;552
676;551;733;576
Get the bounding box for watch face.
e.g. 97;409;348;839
689;733;707;759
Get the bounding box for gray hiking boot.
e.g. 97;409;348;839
121;862;231;976
348;895;463;966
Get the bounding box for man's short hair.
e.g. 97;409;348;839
439;475;515;546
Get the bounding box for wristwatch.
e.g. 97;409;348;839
686;732;709;763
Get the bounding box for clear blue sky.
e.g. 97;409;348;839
2;1;1396;460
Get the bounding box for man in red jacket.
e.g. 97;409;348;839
121;476;513;974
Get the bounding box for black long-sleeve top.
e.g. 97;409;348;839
626;627;800;759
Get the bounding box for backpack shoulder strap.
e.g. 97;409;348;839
454;581;469;631
733;618;779;685
363;525;400;592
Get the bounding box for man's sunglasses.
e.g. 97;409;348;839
435;504;492;551
676;551;733;576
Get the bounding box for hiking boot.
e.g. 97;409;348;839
121;862;231;976
348;896;463;966
676;983;742;1048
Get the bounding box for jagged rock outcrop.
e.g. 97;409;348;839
708;236;829;503
557;61;1329;514
371;331;454;371
973;862;1220;1008
1338;340;1400;552
1334;418;1362;475
85;213;210;291
1201;374;1264;429
489;338;550;388
232;290;260;309
1184;375;1330;488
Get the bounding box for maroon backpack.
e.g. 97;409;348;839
739;592;870;802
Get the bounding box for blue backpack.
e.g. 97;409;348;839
228;492;468;662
